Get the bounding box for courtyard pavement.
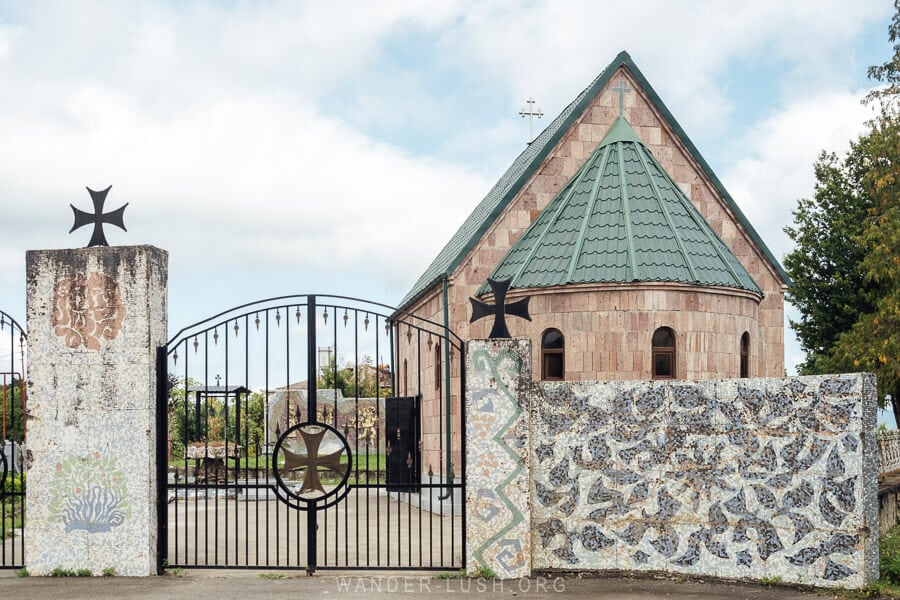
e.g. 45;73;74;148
0;569;858;599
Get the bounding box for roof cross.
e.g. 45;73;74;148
69;186;128;247
518;97;544;143
612;78;631;117
469;278;532;339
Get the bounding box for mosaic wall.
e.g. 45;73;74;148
26;246;167;576
465;339;532;579
530;374;878;588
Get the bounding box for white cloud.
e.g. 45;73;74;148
0;89;490;287
0;0;891;322
720;90;877;264
438;0;890;138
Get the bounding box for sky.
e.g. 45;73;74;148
0;1;894;391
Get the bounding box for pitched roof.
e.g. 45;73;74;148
398;51;788;309
478;117;762;295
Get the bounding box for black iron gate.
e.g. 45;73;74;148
158;295;465;573
0;311;26;569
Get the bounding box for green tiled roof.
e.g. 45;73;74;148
479;117;762;295
398;51;786;309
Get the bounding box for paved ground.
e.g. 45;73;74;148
167;490;463;568
0;569;857;600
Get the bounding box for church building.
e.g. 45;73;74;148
396;51;789;471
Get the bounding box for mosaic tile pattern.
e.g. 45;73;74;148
465;339;532;579
530;374;878;588
26;247;167;576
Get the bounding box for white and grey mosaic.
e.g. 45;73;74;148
25;247;167;576
465;339;533;580
530;374;878;588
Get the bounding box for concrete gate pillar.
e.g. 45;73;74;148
25;246;167;576
464;339;532;579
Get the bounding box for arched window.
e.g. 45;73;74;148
434;342;441;392
740;332;750;378
541;329;565;380
652;327;676;379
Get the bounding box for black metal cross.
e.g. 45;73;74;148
69;186;128;247
469;278;532;339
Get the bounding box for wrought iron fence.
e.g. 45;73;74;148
159;294;465;573
0;311;26;569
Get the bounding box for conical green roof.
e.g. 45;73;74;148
481;117;762;295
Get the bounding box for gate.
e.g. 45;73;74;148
158;295;465;573
0;311;26;569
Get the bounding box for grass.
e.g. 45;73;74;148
1;473;25;540
468;564;497;579
169;453;387;472
102;567;117;577
759;576;782;586
867;525;900;597
169;456;271;470
15;568;28;578
258;573;290;580
166;567;187;577
49;567;92;577
1;510;24;540
436;569;467;579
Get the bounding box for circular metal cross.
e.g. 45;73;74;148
272;421;352;511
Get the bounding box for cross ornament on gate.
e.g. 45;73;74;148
69;186;128;247
612;78;631;116
281;425;347;497
469;278;532;339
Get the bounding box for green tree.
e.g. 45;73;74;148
1;377;26;443
318;355;389;398
829;20;900;422
783;149;881;373
318;356;355;397
785;1;900;422
236;391;266;458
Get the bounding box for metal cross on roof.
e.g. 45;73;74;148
69;186;128;247
469;278;532;339
612;78;631;116
519;97;544;143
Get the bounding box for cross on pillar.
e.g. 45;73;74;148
612;78;631;117
469;278;532;339
518;97;544;143
69;186;128;247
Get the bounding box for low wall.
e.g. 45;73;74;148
463;339;879;588
879;431;900;475
530;375;878;588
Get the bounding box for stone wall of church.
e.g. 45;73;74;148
394;288;464;481
509;284;762;381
